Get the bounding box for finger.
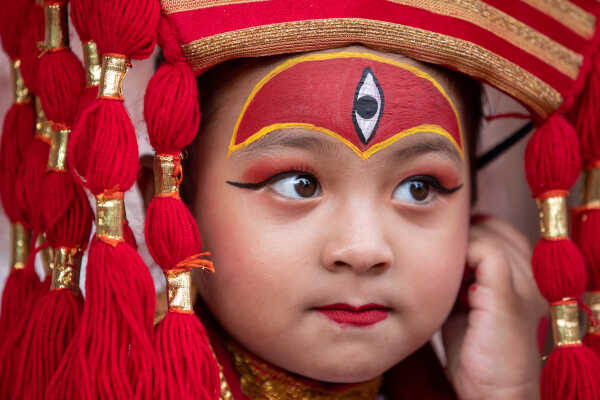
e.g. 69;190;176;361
467;237;514;298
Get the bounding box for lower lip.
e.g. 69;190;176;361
317;309;389;327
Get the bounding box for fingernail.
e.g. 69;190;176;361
470;284;477;292
470;213;491;224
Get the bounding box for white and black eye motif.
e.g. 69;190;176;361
352;67;384;145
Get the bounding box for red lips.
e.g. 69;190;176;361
315;303;390;327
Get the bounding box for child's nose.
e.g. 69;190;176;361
320;203;393;274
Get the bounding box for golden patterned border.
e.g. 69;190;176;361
386;0;583;79
162;0;269;14
181;18;563;117
521;0;596;39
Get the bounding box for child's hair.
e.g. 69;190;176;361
180;56;483;206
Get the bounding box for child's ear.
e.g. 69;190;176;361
137;155;154;212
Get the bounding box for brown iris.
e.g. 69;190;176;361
409;181;430;201
294;175;318;197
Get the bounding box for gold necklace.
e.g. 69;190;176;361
226;342;381;400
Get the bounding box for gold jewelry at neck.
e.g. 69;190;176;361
226;341;381;400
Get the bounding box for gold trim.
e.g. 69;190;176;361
550;300;581;347
162;0;268;14
386;0;582;79
11;224;30;270
41;3;68;51
82;41;101;87
181;19;562;117
229;52;464;160
47;127;70;171
51;247;82;291
166;270;193;312
12;60;31;104
521;0;596;39
154;154;180;195
227;341;381;399
536;196;568;239
98;54;129;100
95;194;124;244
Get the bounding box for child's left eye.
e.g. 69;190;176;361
270;173;322;199
393;179;435;204
392;175;461;205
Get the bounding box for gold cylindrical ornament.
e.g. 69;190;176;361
12;60;31;104
47;126;70;171
550;300;581;347
42;3;68;51
82;41;101;87
154;154;180;196
95;194;124;244
537;196;568;239
166;270;193;313
98;54;129;100
11;224;31;270
37;233;55;277
585;292;600;335
583;168;600;209
51;247;81;291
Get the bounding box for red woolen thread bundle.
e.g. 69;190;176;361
12;2;93;398
143;17;220;400
46;0;161;397
568;54;600;353
524;114;600;400
0;0;39;393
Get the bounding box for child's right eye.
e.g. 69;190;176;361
270;173;322;199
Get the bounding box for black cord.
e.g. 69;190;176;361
476;122;534;170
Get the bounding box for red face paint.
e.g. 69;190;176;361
229;52;463;160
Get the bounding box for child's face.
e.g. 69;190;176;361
191;46;471;383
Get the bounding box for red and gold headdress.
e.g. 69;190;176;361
1;0;600;399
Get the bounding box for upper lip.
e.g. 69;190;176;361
315;303;391;312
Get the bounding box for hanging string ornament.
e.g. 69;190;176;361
568;53;600;354
46;0;161;397
144;17;220;399
13;3;93;397
524;114;600;400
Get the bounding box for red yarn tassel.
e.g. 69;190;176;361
144;22;220;397
155;313;220;399
525;115;600;399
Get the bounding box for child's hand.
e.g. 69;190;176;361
443;217;546;400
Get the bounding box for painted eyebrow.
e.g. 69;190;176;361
232;129;462;163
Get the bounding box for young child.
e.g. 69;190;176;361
2;1;600;399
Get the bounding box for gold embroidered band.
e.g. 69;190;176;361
47;126;70;171
181;19;562;117
550;299;581;347
11;224;30;270
82;41;101;88
37;234;55;277
41;3;68;52
95;193;124;245
98;54;129;100
154;154;181;197
12;60;31;104
582;168;600;209
585;292;600;335
166;269;193;313
537;195;568;239
51;247;82;291
520;0;596;39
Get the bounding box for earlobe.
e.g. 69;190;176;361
137;154;154;212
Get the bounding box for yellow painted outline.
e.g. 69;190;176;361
228;51;464;160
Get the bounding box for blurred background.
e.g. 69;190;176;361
0;33;540;293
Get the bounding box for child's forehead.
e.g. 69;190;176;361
210;47;464;161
